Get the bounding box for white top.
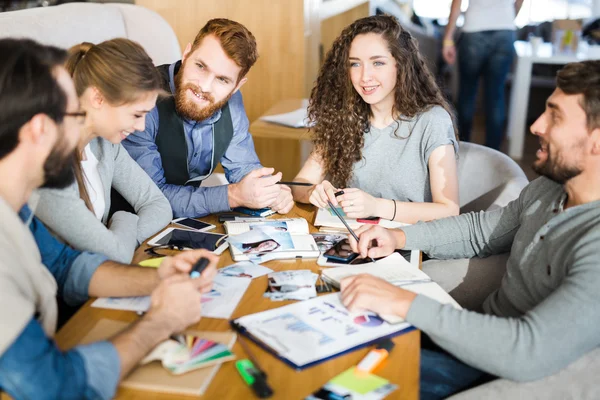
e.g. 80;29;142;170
462;0;515;33
81;143;105;220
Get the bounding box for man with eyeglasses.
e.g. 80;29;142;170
0;38;219;400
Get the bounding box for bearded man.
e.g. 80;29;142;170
123;19;293;218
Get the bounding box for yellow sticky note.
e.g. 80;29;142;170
138;257;165;268
330;367;389;395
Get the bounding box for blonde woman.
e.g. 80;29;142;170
35;39;172;263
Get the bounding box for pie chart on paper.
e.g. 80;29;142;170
353;314;384;327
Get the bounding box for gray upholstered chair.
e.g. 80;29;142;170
423;143;599;399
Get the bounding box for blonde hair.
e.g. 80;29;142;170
66;38;164;212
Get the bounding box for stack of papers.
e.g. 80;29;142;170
264;270;319;301
259;99;312;128
306;367;398;400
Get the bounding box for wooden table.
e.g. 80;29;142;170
249;99;313;182
54;204;420;400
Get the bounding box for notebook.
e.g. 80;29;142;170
313;207;409;230
321;253;462;324
79;319;236;396
224;218;320;262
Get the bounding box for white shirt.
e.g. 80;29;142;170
81;144;106;220
462;0;516;33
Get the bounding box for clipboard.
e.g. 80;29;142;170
229;293;415;370
79;319;237;396
230;319;414;371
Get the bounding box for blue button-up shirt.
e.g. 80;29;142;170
122;61;263;218
0;206;120;400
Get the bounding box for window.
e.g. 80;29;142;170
412;0;593;27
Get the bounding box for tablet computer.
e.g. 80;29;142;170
148;228;226;251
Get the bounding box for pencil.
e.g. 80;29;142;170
326;200;376;263
276;181;313;187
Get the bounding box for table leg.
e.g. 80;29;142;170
507;57;532;160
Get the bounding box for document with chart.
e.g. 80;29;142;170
231;293;412;369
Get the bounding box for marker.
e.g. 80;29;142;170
334;190;344;197
190;257;209;279
312;388;352;400
356;339;395;374
236;336;273;398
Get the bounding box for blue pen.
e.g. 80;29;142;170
190;257;209;279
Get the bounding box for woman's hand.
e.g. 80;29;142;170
307;180;339;209
337;188;378;218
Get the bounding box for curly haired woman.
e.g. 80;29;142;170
292;15;460;224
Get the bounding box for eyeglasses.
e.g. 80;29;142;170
144;244;186;258
63;110;87;125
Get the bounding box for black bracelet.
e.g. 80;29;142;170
391;199;397;220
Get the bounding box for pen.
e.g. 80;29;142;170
276;181;313;187
190;257;209;279
326;200;376;263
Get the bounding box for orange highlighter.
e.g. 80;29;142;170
356;339;395;374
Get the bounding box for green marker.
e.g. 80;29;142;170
235;359;273;398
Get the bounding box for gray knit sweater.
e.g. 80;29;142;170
403;177;600;381
35;137;172;263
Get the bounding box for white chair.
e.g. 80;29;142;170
0;2;181;65
423;144;600;398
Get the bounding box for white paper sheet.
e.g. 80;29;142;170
92;275;252;319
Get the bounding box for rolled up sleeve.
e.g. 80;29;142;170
0;318;120;400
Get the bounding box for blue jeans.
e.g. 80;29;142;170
457;30;516;150
420;336;494;400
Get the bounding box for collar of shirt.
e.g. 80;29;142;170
168;61;222;127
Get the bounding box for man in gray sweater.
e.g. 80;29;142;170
343;60;600;399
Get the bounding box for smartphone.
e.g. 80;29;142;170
233;207;276;217
172;217;215;232
357;216;380;224
324;239;359;264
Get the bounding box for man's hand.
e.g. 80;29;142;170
348;225;405;259
145;275;204;336
337;188;378;218
307;180;339;208
269;184;294;214
228;167;282;209
340;274;417;318
157;249;218;294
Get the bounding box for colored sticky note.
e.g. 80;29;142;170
139;257;165;268
330;367;390;395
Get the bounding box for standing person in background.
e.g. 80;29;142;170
35;39;172;263
443;0;524;150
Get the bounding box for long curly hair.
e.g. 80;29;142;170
308;15;456;188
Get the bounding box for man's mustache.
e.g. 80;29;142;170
182;83;214;103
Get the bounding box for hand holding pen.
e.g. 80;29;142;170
326;199;376;263
307;180;340;209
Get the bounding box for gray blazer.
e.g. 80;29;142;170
35;137;172;263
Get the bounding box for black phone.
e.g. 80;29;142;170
324;239;359;263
